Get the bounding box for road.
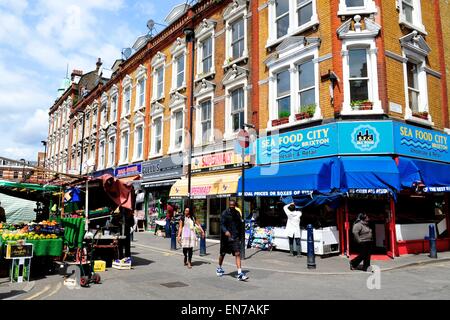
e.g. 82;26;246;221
8;239;450;300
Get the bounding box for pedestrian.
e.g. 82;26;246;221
177;207;204;269
0;201;6;223
165;201;174;239
283;202;302;257
216;200;249;281
350;213;373;272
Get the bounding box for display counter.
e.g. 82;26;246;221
272;226;340;255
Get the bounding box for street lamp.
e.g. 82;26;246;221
240;123;255;260
77;111;86;176
184;26;195;209
41;140;47;169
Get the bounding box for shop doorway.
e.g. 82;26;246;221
345;198;392;258
208;197;228;238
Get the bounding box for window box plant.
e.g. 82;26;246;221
351;100;373;110
412;111;429;120
272;111;290;126
295;104;316;121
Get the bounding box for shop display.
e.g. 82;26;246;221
0;221;63;241
251;227;274;250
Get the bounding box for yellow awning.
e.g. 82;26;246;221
169;172;240;198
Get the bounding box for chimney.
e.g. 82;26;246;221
96;58;103;72
71;69;83;81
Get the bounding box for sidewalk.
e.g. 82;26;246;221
133;232;450;275
0;279;35;300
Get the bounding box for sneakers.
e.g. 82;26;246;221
237;272;249;281
216;267;225;277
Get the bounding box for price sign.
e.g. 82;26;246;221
5;243;33;259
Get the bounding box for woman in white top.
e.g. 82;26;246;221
177;207;205;268
284;202;302;256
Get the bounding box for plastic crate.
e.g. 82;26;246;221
94;260;106;272
112;258;131;270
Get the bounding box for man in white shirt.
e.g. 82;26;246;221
284;202;302;257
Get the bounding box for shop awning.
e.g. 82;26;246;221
337;156;400;194
169;172;240;198
143;179;179;188
237;157;340;197
398;157;450;192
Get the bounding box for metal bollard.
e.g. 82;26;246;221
429;224;437;259
307;224;316;269
171;221;177;250
199;224;206;256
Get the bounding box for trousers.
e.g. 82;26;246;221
351;241;372;270
288;237;301;255
183;247;193;263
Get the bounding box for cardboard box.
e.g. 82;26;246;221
94;260;106;272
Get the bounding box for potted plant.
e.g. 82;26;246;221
272;111;291;126
412;111;429;119
295;104;316;121
351;100;373;110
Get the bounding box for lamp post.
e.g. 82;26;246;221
78;111;86;176
183;26;195;210
239;123;254;260
41;140;47;169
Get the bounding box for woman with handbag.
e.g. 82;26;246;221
177;207;205;268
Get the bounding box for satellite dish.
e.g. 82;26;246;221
147;19;155;30
122;48;132;60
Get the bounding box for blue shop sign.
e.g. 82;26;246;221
394;122;450;163
257;124;338;165
338;121;394;155
114;163;142;178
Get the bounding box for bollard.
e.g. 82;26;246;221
307;224;316;269
429;224;437;259
199;224;207;256
170;221;177;250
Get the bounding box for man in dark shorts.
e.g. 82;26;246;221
216;200;248;281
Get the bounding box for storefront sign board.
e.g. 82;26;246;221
192;151;251;173
394;122;450;163
142;157;183;182
115;164;142;178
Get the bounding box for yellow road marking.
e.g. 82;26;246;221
25;285;51;300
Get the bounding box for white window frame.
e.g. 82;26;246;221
337;0;377;16
109;85;118;123
223;0;249;66
266;39;321;130
194;79;215;146
151;52;166;102
267;0;319;48
120;130;129;165
341;40;382;115
136;64;147;111
170;38;187;93
195;19;217;80
199;99;213;146
123;85;132;116
397;0;426;35
150;116;164;157
402;49;430;124
108;135;116;167
169;107;185;154
224;81;248;140
98;140;105;170
101;98;108;127
133;124;144;161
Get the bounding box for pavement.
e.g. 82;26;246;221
133;231;450;275
1;231;450;300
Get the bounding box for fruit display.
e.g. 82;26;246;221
0;221;63;242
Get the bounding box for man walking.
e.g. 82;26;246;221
216;200;248;281
350;213;373;272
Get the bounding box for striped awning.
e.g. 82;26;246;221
169;172;240;198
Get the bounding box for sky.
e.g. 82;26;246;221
0;0;184;161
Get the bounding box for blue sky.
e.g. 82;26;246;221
0;0;183;161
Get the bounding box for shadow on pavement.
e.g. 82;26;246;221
190;260;212;267
0;290;26;300
132;256;154;267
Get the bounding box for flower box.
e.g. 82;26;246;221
351;100;373;111
412;112;429;120
295;113;313;121
271;117;290;126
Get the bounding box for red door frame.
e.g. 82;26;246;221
337;207;345;255
388;197;399;257
445;194;450;239
345;199;350;258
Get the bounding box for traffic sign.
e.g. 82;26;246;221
238;129;250;148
